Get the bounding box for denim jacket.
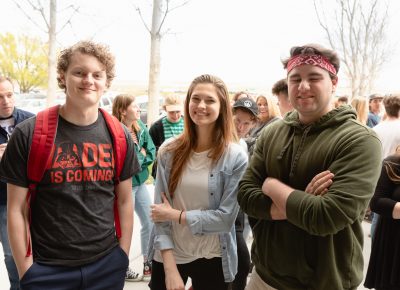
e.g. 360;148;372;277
149;140;248;282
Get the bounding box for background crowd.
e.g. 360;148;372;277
0;41;399;290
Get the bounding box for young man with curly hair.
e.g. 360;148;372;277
0;41;139;290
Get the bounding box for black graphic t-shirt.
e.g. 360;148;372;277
0;113;139;266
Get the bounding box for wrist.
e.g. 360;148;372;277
173;209;181;223
262;178;276;196
393;202;400;219
178;210;184;224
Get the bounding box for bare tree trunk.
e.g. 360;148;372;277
147;0;163;127
47;0;57;107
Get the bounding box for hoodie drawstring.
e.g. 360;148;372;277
289;126;312;178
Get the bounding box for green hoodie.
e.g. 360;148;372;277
132;120;156;187
238;105;382;290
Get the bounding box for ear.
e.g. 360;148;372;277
331;76;338;92
59;73;66;85
120;109;126;116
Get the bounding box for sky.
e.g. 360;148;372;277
1;0;400;95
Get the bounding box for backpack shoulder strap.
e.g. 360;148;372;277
99;108;127;239
25;105;59;256
28;105;60;183
99;108;127;181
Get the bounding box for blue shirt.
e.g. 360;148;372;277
148;140;248;282
367;112;381;128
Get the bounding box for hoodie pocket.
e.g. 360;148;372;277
265;222;315;285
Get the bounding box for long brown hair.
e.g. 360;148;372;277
164;74;237;196
112;94;140;132
384;149;400;183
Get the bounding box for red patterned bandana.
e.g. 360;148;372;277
287;54;337;75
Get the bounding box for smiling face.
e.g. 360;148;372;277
188;83;221;130
288;64;337;124
0;79;15;118
59;52;108;109
123;101;141;123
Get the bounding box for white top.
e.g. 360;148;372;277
239;138;248;154
373;119;400;159
154;150;221;264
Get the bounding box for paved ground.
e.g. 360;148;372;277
0;184;372;289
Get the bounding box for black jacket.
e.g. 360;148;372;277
0;107;34;205
148;117;166;179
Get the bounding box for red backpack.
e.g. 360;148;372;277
25;105;127;256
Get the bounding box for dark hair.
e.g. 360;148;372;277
57;40;115;90
338;96;349;104
271;79;288;96
232;91;250;102
282;44;340;80
383;95;400;118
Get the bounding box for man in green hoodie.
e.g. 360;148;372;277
238;44;382;290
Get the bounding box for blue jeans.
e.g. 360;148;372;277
133;184;153;258
0;205;20;290
20;246;128;290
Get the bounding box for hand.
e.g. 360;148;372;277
18;260;34;279
151;192;176;222
140;147;147;157
305;170;334;196
165;269;185;290
270;203;286;220
0;143;7;159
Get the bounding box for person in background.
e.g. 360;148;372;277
367;93;384;128
370;94;400;240
0;41;138;290
149;95;184;179
245;95;280;156
233;97;258;150
231;97;258;290
238;43;381;290
373;95;400;159
335;95;349;108
351;97;373;223
271;79;293;116
0;76;34;290
112;94;156;282
364;149;400;290
351;97;369;125
148;74;248;290
231;91;252;106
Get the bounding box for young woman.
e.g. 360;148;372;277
245;95;281;156
148;74;248;290
364;150;400;290
351;97;369;125
112;94;156;282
